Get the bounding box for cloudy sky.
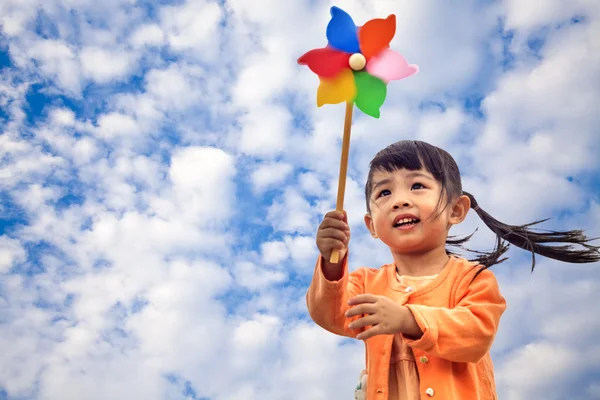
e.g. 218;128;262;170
1;0;599;399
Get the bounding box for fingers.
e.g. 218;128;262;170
347;294;379;306
346;294;383;340
323;210;347;221
319;227;349;244
318;238;347;252
345;303;376;318
320;212;350;232
348;315;377;330
317;211;351;254
356;326;380;341
341;210;348;223
317;210;351;261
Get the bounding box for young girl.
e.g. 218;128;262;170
306;140;599;400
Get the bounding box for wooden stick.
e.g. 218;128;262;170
330;101;354;264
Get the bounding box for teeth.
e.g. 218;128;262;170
395;218;418;226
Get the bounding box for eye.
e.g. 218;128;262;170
411;182;426;190
376;189;391;198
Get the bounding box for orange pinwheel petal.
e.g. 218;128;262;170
316;69;356;106
358;14;396;60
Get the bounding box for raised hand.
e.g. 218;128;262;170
316;210;350;262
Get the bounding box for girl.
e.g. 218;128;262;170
306;140;599;400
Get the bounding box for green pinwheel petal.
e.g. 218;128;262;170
353;71;387;118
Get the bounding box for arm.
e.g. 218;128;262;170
306;254;365;338
402;268;506;363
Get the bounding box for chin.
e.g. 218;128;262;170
390;242;427;254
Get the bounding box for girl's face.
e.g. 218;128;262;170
364;168;462;254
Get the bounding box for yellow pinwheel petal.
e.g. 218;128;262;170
316;69;356;106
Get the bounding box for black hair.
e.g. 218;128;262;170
365;140;600;277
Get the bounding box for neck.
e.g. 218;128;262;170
392;246;450;277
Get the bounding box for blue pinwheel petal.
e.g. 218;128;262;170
326;6;360;54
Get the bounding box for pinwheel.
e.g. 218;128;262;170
298;6;419;263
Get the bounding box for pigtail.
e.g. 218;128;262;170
462;191;600;278
446;231;510;267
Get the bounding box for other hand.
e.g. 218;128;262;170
346;294;411;341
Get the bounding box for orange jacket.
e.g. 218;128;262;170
306;255;506;400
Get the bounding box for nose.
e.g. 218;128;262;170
392;194;411;210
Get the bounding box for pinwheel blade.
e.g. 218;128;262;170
366;49;419;82
298;47;351;78
358;14;396;60
326;6;360;54
317;69;356;106
353;71;387;118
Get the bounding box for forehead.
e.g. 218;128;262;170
371;168;435;182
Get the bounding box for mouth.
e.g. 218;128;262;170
393;216;421;228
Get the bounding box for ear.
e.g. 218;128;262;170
364;213;378;238
448;194;471;226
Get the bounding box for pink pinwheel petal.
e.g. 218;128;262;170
366;49;419;83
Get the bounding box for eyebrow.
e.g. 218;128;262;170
405;171;435;181
371;171;435;193
372;178;392;192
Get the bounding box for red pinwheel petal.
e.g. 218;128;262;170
298;47;351;79
358;14;396;60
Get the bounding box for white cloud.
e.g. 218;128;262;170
232;53;294;109
498;342;583;398
71;137;99;166
168;146;237;223
0;139;65;189
49;108;76;126
130;24;165;48
14;183;62;212
238;104;291;157
417;107;468;147
144;65;204;112
502;0;598;31
587;384;600;398
228;0;317;108
231;313;281;352
250;162;293;193
96;112;140;139
160;1;223;59
298;172;325;196
234;261;287;291
0;7;29;37
267;187;314;234
284;235;318;273
80;47;136;83
0;237;26;273
27;39;82;94
261;240;289;265
274;322;364;398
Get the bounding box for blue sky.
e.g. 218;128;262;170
1;0;600;399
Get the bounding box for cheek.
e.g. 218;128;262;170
422;198;443;215
419;205;437;219
373;214;388;227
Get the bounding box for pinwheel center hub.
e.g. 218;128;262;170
349;53;366;71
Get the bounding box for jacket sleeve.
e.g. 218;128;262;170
402;268;506;363
306;255;366;338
